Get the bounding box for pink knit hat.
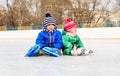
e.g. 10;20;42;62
64;18;76;31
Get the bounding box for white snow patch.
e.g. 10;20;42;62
0;27;120;39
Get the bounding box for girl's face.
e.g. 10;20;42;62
68;27;77;34
46;24;55;32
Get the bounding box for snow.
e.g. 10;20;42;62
0;27;120;39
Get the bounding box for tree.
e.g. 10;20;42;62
26;0;42;25
115;0;120;26
2;0;30;26
13;0;30;26
0;0;118;28
116;0;120;8
41;0;72;25
0;5;6;25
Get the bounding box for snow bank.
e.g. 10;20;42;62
77;27;120;39
0;27;120;40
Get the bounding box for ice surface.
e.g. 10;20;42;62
0;39;120;76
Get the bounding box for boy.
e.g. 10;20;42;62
62;18;93;56
25;13;62;57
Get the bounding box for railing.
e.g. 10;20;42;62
0;25;41;31
0;22;120;31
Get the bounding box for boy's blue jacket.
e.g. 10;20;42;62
35;30;63;50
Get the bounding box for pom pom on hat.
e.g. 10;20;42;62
64;18;72;24
64;18;76;31
46;13;51;17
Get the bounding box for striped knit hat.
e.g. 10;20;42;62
42;13;56;30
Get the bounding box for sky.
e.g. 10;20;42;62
0;0;13;8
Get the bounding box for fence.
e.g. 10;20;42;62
0;26;5;31
0;25;41;31
0;22;120;31
0;25;62;31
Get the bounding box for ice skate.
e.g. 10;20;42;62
71;50;78;56
89;50;94;54
25;44;40;57
79;48;94;56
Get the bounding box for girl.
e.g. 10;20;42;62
62;18;93;56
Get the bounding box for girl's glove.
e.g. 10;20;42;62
73;46;78;50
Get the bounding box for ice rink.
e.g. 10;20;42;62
0;39;120;76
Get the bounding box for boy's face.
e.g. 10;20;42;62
46;24;55;32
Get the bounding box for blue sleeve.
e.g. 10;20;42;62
53;30;63;49
35;32;47;49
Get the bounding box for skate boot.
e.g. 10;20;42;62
42;47;60;57
71;50;78;56
89;50;94;54
25;44;40;57
78;48;86;55
83;49;93;55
